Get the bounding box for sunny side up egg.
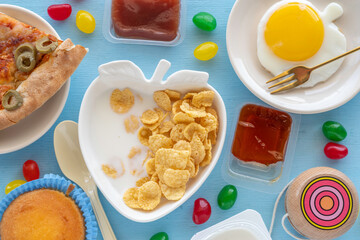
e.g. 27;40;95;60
257;0;346;88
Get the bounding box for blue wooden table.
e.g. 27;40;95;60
1;0;360;239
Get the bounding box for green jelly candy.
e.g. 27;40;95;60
322;121;347;141
150;232;169;240
217;185;237;210
193;12;217;31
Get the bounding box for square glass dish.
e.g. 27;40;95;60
103;0;186;46
222;102;300;194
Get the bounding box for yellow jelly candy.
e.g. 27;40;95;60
194;42;218;61
76;10;96;34
5;180;26;194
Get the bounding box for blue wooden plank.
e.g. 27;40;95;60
0;0;359;239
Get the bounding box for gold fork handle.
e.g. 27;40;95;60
311;46;360;71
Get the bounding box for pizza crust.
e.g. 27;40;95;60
0;39;87;130
0;111;14;130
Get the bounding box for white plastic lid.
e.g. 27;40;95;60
191;209;272;240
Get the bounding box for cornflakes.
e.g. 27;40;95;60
159;121;175;134
192;90;215;108
119;160;126;177
203;138;212;150
124;115;139;133
200;149;212;167
138;181;161;210
199;113;218;132
173;140;191;152
159;182;186;201
173;112;195;124
138;127;152;146
101;164;117;179
170;124;187;142
183;92;197;100
148;134;174;153
136;177;150;187
155;148;189;169
151;172;160;183
141;109;159;124
110;88;134;114
194;163;200;176
146;158;156;176
208;130;217;145
190;134;206;165
163;169;190;188
154;91;172;111
142;150;153;166
123;89;220;211
164;89;181;101
185;159;196;178
128;147;141;159
180;99;206;118
143;110;169;132
184;123;207;141
123;188;140;209
206;107;218;119
172;100;183;115
155;164;167;183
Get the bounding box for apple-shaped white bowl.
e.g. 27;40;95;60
78;59;226;222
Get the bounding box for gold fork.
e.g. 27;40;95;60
267;46;360;94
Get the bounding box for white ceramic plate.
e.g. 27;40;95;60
0;4;70;154
78;60;226;222
227;0;360;114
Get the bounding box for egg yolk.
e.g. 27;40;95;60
264;2;324;62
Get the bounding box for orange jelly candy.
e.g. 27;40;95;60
232;104;292;166
111;0;180;41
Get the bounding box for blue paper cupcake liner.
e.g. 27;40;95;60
0;174;98;240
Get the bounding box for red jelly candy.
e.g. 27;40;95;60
193;198;211;224
48;4;72;21
324;142;348;159
23;160;40;181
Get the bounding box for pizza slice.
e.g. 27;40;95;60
0;12;87;130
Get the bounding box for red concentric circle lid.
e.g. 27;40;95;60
285;167;359;240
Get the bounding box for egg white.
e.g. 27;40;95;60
257;0;346;88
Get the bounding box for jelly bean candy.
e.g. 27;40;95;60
5;180;26;194
324;142;348;159
76;10;96;34
194;42;218;61
23;160;40;181
218;185;237;210
193;198;211;224
150;232;169;240
47;4;72;21
322;121;347;141
193;12;217;31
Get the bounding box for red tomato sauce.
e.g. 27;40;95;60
111;0;180;41
231;104;292;166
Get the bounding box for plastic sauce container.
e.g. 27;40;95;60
191;209;272;240
103;0;186;46
222;102;300;194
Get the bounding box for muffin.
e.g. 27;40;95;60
0;189;85;240
0;174;97;240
